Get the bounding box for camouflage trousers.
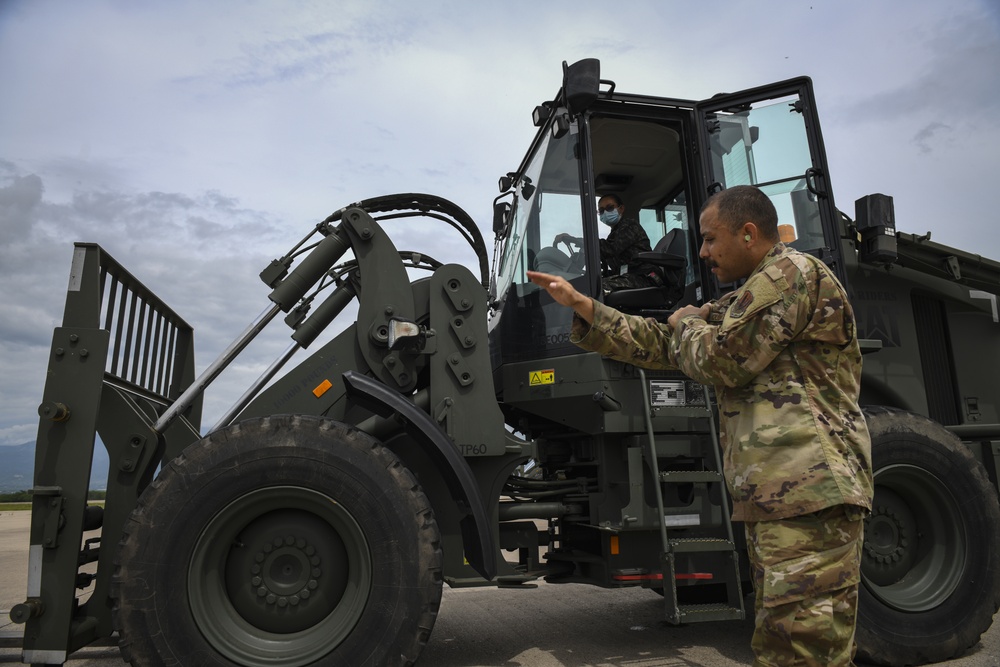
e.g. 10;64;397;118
744;505;866;667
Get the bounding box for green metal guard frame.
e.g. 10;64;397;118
17;243;200;663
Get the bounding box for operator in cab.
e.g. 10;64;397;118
555;194;660;292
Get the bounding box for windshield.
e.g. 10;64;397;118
493;129;588;306
488;122;592;363
706;94;826;252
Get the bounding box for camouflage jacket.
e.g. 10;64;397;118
600;218;654;278
572;243;874;521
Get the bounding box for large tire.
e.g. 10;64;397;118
856;406;1000;666
112;415;442;667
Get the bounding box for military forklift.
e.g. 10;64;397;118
9;58;1000;666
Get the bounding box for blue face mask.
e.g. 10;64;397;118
600;209;621;226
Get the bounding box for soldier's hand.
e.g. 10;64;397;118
526;271;594;323
667;303;710;329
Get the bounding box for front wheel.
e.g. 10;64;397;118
112;415;442;666
856;406;1000;666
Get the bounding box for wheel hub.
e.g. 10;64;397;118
252;537;321;607
863;490;918;586
225;510;349;634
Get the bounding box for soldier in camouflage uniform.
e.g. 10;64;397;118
528;185;873;667
556;193;659;291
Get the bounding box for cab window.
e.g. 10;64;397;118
706;94;826;252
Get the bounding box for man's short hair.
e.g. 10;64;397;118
702;185;779;240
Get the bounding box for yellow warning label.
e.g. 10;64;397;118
312;379;333;398
529;369;555;386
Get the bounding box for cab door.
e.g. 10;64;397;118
694;78;847;289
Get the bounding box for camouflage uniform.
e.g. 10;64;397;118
572;243;873;666
600;217;658;291
746;505;866;666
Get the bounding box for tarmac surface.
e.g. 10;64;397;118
1;509;998;666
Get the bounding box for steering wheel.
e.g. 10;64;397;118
554;235;586;274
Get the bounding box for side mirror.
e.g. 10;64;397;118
493;200;511;235
563;58;600;115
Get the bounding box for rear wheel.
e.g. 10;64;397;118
113;415;442;666
856;406;1000;666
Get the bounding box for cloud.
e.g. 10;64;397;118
0;169;43;245
912;122;953;155
0;163;305;443
839;5;1000;126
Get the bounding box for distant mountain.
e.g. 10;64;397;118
0;441;110;493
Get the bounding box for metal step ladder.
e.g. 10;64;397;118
639;370;745;625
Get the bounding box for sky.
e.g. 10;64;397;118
1;0;999;447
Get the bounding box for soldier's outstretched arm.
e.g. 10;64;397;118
526;271;594;323
529;270;680;371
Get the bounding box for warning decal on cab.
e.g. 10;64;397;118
529;369;555;386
